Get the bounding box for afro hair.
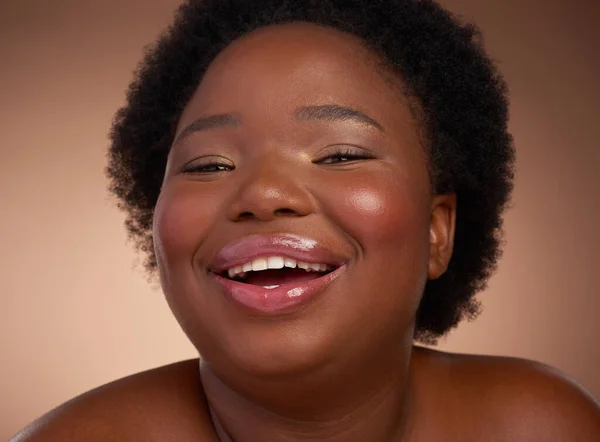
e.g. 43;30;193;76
107;0;515;343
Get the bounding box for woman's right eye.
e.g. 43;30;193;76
182;161;234;174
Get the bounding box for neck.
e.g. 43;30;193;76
200;345;417;442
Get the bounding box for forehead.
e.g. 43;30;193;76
208;22;381;78
186;24;406;115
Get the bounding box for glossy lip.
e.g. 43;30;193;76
211;264;346;315
209;233;346;273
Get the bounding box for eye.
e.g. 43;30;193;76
181;157;235;174
316;146;374;164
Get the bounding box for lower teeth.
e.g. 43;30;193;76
263;285;280;289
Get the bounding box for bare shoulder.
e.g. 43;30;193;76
11;359;217;442
414;346;600;441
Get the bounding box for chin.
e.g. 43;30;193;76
203;321;339;380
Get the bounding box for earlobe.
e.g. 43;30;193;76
428;194;457;280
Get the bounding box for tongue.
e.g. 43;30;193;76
243;268;324;286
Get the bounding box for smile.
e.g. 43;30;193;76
211;264;345;315
225;256;333;283
208;233;347;314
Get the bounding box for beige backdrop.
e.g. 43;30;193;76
1;0;599;438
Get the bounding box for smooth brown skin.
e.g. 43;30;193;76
13;23;600;441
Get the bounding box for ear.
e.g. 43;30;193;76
428;194;457;280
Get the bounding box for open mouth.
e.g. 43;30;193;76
218;257;336;289
211;256;345;314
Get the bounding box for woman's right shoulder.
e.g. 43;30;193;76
10;359;218;442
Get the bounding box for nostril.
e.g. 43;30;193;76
233;208;299;222
235;212;254;221
274;208;297;216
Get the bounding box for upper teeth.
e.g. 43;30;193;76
227;257;329;279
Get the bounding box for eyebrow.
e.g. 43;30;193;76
173;104;384;146
172;113;242;145
295;105;385;133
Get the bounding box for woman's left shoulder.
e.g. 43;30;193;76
414;346;600;441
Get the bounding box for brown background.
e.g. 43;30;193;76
1;0;598;438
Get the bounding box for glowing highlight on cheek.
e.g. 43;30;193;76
350;189;385;215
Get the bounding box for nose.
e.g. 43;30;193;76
226;159;314;222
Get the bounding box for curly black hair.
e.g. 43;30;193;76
107;0;515;344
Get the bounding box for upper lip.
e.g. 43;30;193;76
208;233;346;273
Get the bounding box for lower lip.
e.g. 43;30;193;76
211;265;345;315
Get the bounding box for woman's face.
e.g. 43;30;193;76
154;23;454;379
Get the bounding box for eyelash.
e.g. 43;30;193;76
181;146;372;174
182;161;233;174
316;146;373;164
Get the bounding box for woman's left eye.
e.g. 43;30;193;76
316;147;374;164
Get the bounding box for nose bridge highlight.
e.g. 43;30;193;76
228;155;311;221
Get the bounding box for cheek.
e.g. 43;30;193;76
346;187;403;235
153;185;215;273
317;170;432;340
331;172;430;252
349;189;385;214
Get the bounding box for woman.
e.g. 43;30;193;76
13;0;600;440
